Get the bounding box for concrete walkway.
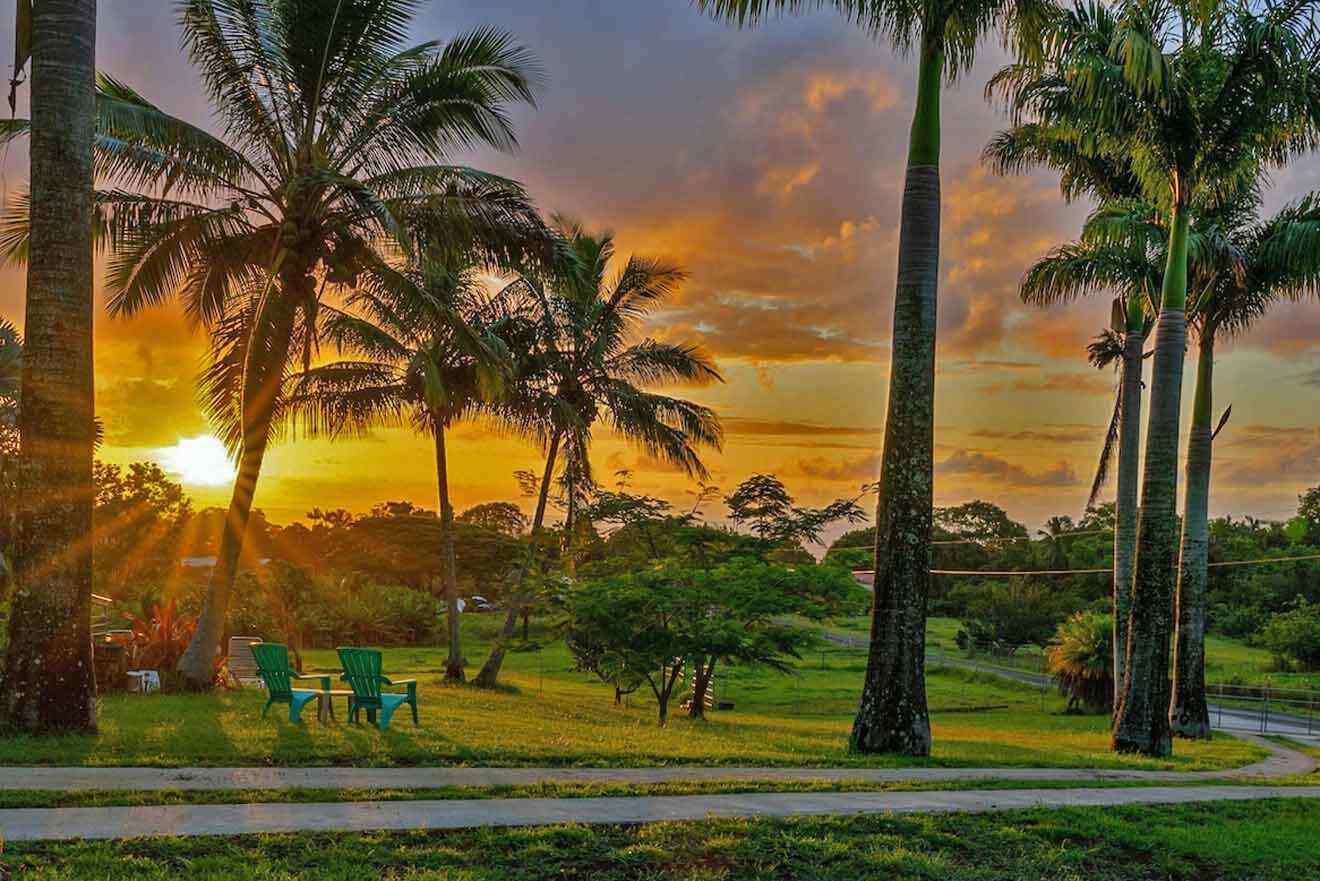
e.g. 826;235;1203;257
0;734;1311;794
4;784;1320;842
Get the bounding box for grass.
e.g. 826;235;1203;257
5;799;1320;879
0;618;1264;772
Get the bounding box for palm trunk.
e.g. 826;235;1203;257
175;416;273;687
474;430;560;688
851;37;942;757
436;422;464;682
1113;205;1190;757
1170;329;1214;739
0;0;98;733
177;289;297;689
1113;317;1147;708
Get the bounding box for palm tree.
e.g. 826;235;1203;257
0;0;98;732
472;221;725;688
1168;193;1320;738
698;0;1055;756
1007;195;1161;707
1037;515;1075;569
286;258;536;682
1047;611;1113;713
990;0;1320;756
38;0;548;688
1014;188;1320;738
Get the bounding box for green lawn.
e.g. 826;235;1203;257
0;618;1264;771
6;799;1320;879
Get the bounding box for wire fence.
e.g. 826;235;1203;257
837;633;1320;735
1208;682;1320;736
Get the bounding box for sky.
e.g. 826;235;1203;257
2;1;1319;539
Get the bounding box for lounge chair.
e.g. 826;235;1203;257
252;643;335;723
337;647;418;730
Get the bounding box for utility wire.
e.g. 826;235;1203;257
931;529;1111;547
853;552;1320;579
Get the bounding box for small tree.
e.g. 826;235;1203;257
725;474;874;552
564;560;865;725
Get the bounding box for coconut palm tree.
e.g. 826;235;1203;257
699;0;1056;757
990;0;1320;756
0;0;98;732
285;257;539;682
472;221;725;688
22;0;548;688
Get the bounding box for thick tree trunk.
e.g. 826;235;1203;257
1113;206;1190;757
1170;331;1214;739
436;424;465;682
851;39;942;757
474;431;560;688
0;0;99;733
1113;321;1146;708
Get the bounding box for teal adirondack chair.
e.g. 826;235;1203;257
337;647;418;730
252;643;332;723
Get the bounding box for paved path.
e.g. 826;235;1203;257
1;736;1313;793
0;733;1311;794
4;785;1320;842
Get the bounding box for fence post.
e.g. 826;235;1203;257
1261;683;1270;734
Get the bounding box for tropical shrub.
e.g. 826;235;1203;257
1047;612;1113;714
124;598;196;670
1259;600;1320;672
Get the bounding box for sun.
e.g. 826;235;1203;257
157;435;237;487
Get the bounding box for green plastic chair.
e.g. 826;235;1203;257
337;647;418;730
252;643;332;723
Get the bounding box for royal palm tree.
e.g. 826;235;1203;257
991;0;1320;756
20;0;548;688
1014;188;1320;739
285;258;538;682
1008;194;1160;706
473;221;725;688
698;0;1055;756
0;0;98;732
1168;193;1320;737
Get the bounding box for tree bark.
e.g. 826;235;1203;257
0;0;99;733
1170;330;1214;739
1113;206;1190;757
474;430;560;688
688;657;716;720
177;286;297;689
436;423;465;682
851;39;942;757
1113;319;1147;708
